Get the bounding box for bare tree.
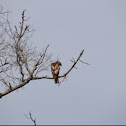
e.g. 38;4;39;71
0;8;85;99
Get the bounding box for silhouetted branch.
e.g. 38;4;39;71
24;111;36;126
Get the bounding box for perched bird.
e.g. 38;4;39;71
51;61;62;84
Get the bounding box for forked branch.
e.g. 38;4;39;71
32;49;84;80
24;111;36;126
60;50;84;77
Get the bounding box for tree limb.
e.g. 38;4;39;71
60;50;84;77
16;10;31;75
0;50;84;98
32;49;84;80
0;77;31;98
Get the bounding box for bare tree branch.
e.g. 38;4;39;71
0;47;84;98
33;49;84;80
32;44;49;76
0;8;85;99
1;77;31;98
24;111;36;126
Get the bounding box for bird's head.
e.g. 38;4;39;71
57;61;62;66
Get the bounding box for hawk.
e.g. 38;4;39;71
51;61;62;84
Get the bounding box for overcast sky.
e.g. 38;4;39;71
0;0;126;125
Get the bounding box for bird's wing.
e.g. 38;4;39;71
54;64;60;75
51;63;55;75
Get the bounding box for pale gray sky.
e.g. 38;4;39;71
0;0;126;125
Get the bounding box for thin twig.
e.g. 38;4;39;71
79;59;90;65
24;111;36;126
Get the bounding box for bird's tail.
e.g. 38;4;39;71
54;75;59;84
